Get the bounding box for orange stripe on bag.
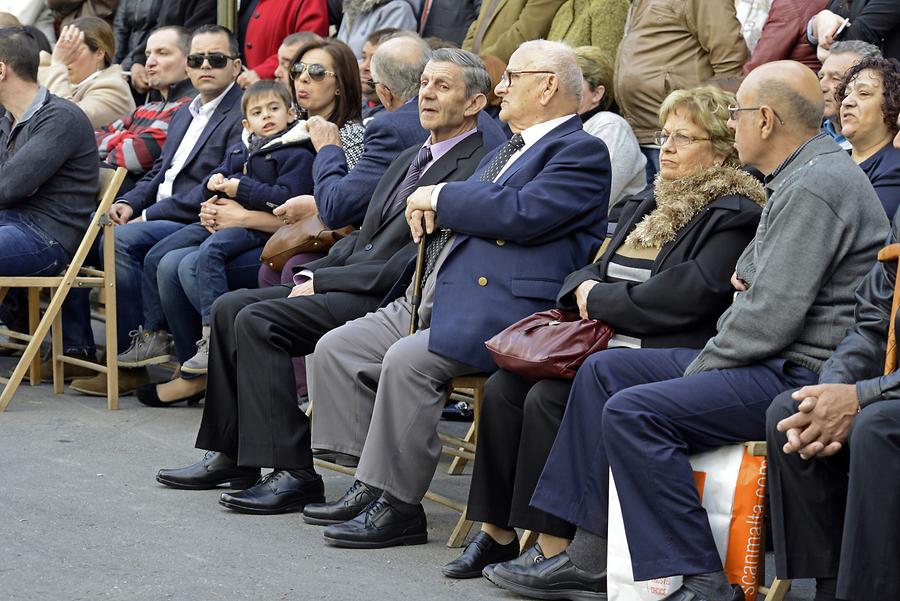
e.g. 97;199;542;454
725;450;767;601
692;450;766;601
693;471;706;498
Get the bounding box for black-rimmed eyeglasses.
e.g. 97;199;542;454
727;104;785;125
499;69;556;87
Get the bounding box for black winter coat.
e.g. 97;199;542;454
558;187;762;349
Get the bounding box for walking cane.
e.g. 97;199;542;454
409;236;428;335
878;243;900;374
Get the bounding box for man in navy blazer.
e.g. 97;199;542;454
304;40;611;549
153;49;505;514
276;33;508;229
63;25;244;395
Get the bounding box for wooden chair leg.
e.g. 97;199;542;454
520;530;539;553
51;311;64;394
764;578;792;601
27;288;41;386
102;221;118;411
447;422;475;475
447;508;475;548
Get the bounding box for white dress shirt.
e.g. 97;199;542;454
155;83;235;202
431;114;576;208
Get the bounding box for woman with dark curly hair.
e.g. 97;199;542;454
838;55;900;216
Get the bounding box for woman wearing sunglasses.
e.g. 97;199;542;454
38;16;135;128
135;39;364;405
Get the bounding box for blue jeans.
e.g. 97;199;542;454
0;211;69;325
157;244;262;364
61;219;184;354
144;223;267;328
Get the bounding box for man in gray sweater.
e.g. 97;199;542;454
509;61;891;601
0;27;98;328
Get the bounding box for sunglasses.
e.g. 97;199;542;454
290;62;336;82
186;52;236;69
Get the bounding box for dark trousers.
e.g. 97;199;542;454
466;369;577;539
195;286;380;469
530;348;817;581
767;390;900;600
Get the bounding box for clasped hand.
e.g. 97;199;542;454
405;186;436;243
777;383;860;460
207;173;240;199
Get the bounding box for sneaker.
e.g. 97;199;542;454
180;335;209;374
117;327;173;368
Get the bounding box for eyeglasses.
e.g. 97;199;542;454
727;104;785;126
186;52;236;69
654;130;711;147
290;62;337;82
499;69;555;87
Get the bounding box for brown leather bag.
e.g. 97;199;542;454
260;215;354;271
485;309;614;380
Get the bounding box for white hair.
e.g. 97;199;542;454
516;39;583;104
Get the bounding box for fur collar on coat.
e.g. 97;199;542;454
626;166;766;248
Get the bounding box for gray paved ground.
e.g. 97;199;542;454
0;361;815;601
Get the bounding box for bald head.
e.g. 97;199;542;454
742;61;824;134
370;35;431;103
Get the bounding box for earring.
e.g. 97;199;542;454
335;89;340;95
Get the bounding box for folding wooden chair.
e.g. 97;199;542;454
0;167;127;411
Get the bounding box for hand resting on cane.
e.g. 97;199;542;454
406;185;436;242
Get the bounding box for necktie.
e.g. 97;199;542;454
384;144;432;218
421;134;525;280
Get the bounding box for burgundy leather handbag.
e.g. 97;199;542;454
485;309;614;380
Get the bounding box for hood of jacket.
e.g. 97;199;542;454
626;165;766;248
240;118;312;153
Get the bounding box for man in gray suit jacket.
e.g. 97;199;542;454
155;49;502;516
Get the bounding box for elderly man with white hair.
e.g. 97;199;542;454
300;39;612;549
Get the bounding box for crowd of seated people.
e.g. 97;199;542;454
1;2;900;601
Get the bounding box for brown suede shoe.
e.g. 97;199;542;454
6;351;98;382
69;367;150;397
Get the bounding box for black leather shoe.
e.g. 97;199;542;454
442;531;520;579
441;400;474;422
156;451;260;490
486;544;607;601
660;584;744;601
219;470;325;514
322;494;427;548
303;479;382;525
136;383;204;407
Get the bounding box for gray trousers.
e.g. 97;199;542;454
310;292;479;503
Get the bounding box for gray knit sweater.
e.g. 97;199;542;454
0;88;99;256
685;134;890;375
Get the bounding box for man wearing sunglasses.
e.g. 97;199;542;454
63;24;245;396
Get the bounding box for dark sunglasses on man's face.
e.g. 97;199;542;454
290;62;336;82
186;52;235;69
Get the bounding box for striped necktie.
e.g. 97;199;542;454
421;134;525;281
385;144;432;218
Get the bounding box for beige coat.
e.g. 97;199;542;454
39;60;136;129
614;0;748;145
462;0;566;64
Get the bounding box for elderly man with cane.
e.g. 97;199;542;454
302;40;611;549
